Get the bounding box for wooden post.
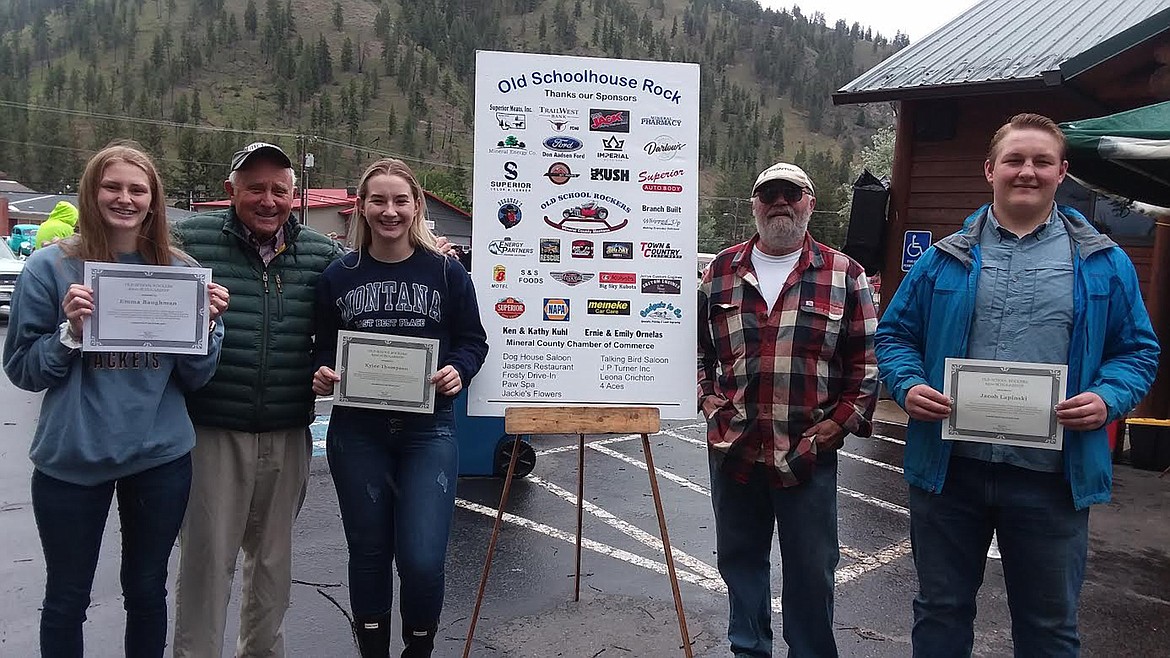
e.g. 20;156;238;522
880;100;917;317
462;406;693;658
1137;218;1170;419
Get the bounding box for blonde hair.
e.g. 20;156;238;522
987;113;1067;162
349;158;440;255
66;141;182;265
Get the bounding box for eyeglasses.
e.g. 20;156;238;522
755;184;808;205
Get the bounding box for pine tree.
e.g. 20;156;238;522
317;35;333;84
375;5;392;40
245;0;258;36
341;37;353;72
332;1;344;31
173;93;189;124
191;89;202;123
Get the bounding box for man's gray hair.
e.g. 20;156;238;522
227;168;297;187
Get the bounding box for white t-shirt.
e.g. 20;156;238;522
752;244;802;313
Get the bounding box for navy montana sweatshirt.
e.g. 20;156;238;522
313;248;488;410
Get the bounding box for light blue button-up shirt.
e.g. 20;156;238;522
953;206;1073;472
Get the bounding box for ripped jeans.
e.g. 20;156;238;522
326;406;458;625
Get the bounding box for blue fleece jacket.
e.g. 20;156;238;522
2;245;225;486
875;205;1159;509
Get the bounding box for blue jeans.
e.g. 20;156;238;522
909;457;1089;657
327;407;458;629
32;454;192;658
709;449;840;658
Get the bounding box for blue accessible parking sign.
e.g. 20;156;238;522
901;230;932;272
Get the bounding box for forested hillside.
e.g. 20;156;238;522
0;0;905;248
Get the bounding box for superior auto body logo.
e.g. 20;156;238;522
639;168;684;192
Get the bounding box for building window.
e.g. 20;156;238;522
1056;178;1155;246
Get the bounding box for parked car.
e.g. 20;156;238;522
0;238;25;316
8;224;38;258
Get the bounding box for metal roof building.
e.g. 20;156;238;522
835;0;1170;104
832;0;1170;416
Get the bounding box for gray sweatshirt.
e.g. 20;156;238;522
3;245;224;485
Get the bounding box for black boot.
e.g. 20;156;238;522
352;613;391;658
400;627;436;658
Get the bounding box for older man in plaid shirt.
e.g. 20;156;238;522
698;161;879;657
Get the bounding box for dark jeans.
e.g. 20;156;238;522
909;457;1089;657
327;407;458;630
32;454;192;658
709;449;840;658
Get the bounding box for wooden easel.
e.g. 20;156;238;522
461;406;693;657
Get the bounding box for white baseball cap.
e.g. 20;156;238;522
752;162;815;196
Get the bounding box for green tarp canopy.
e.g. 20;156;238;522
1060;101;1170;207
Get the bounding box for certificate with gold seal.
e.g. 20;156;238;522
941;358;1068;450
334;330;439;414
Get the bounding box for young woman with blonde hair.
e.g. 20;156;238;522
312;158;487;657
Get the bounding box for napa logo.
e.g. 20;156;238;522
543;298;570;321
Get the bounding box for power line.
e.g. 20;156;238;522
0;99;461;170
0;99;292;137
0;137;235;169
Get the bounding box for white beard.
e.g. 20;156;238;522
756;207;811;251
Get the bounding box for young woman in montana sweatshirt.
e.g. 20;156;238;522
2;143;228;657
312;158;487;658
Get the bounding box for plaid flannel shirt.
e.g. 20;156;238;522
697;234;879;487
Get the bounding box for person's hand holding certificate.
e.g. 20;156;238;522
81;261;216;355
319;331;442;414
941;358;1068;450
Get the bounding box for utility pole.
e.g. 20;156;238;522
297;135;309;223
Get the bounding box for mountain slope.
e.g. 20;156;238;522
0;0;903;248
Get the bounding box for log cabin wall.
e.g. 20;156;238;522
881;90;1156;308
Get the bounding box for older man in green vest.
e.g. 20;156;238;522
172;142;343;658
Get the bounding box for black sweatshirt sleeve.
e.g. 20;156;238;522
312;268;342;372
443;257;488;387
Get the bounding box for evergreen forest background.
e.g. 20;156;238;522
0;0;909;250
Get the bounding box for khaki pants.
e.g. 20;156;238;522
174;426;310;658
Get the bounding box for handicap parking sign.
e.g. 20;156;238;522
901;231;932;272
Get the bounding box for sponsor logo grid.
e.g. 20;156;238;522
472;52;698;415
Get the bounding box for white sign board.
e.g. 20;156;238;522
469;50;700;419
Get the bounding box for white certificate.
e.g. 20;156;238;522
83;262;212;355
334;330;439;414
942;358;1067;450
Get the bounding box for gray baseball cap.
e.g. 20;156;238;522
230;142;293;171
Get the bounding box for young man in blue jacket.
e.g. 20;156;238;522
875;113;1159;656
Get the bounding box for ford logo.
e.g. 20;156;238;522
543;136;583;152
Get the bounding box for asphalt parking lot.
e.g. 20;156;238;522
1;345;1169;656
